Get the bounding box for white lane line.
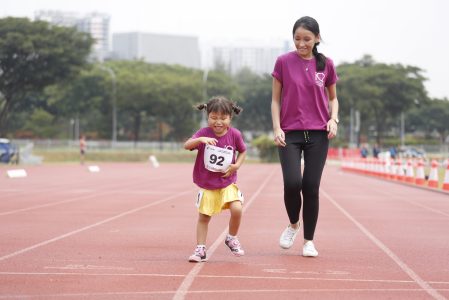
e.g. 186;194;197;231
0;191;192;262
0;271;426;284
321;189;447;300
0;288;445;299
173;168;277;300
0;175;181;216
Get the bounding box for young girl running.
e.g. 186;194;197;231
184;96;247;263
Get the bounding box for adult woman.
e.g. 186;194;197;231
271;16;339;257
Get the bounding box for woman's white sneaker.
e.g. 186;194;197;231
302;241;318;257
279;224;300;249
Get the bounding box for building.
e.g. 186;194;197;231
112;32;201;69
211;41;290;75
35;10;110;62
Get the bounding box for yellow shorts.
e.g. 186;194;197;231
196;184;244;216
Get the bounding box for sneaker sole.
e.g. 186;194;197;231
280;243;293;249
188;256;207;262
189;258;207;262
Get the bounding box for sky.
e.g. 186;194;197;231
2;0;449;99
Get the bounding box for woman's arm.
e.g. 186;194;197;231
326;83;339;139
271;78;286;147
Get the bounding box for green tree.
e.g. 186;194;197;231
337;55;428;145
42;66;112;139
0;17;93;135
233;68;272;132
110;61;202;142
407;98;449;144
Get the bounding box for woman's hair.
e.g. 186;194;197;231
195;96;243;116
292;16;326;71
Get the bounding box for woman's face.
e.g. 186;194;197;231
293;27;320;59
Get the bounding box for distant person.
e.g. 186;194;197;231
184;96;247;263
389;146;397;159
79;135;87;164
372;144;380;158
271;16;339;257
361;144;369;158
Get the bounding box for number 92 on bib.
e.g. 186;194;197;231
204;145;233;173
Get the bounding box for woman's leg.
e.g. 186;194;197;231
302;131;329;241
278;142;303;225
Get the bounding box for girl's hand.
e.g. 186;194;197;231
222;164;238;178
327;120;338;139
274;129;286;147
201;137;218;145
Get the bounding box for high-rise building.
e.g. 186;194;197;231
112;32;201;69
211;41;290;75
35;10;110;62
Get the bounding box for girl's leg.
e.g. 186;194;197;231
196;213;211;245
278;142;303;225
302;131;329;241
226;200;245;256
228;200;242;236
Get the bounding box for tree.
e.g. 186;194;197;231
0;17;93;135
233;68;272;132
337;55;428;145
407;98;449;144
42;66;112;139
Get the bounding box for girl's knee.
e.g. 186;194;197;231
198;213;211;223
229;201;243;214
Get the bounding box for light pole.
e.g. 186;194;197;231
201;69;209;128
99;65;117;144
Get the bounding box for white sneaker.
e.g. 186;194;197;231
303;241;318;257
279;224;300;249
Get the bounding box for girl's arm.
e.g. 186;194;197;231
271;78;286;147
326;83;339;139
222;151;246;178
184;137;217;150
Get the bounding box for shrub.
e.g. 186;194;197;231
251;135;279;162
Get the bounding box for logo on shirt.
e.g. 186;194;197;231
315;72;325;87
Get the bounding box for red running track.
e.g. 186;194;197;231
0;162;448;299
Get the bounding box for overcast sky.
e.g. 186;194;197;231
2;0;449;99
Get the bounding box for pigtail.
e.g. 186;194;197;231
195;103;207;111
232;103;243;115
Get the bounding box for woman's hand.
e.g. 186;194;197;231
274;129;286;147
327;120;338;139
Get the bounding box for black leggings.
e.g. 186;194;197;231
278;130;329;240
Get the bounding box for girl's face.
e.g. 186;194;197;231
208;111;231;137
293;27;320;59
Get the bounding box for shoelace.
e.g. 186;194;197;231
228;238;241;249
283;227;297;240
195;247;205;256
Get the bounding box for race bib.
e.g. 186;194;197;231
204;145;233;172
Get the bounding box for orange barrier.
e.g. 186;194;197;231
405;160;414;184
415;159;425;186
428;160;439;188
341;157;448;193
443;159;449;191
